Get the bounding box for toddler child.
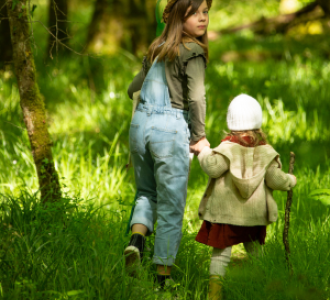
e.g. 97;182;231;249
195;94;297;300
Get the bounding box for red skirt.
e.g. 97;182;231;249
195;221;266;249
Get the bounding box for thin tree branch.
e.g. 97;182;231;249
30;20;96;58
283;152;295;272
2;121;27;131
219;1;320;34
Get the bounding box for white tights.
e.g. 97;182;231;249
209;242;263;276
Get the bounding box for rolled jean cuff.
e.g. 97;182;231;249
130;217;154;235
152;255;175;266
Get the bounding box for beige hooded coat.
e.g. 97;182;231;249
198;141;296;226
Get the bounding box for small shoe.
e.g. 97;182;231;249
154;274;177;291
124;233;145;276
209;275;222;300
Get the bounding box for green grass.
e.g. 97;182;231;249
1;5;330;298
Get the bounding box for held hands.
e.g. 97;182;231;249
189;137;210;156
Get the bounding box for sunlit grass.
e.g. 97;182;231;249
1;27;330;299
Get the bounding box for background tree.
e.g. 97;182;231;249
7;0;61;202
47;0;69;57
317;0;330;16
0;0;13;68
85;0;156;55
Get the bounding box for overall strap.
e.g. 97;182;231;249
140;55;171;109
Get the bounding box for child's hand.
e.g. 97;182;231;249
290;175;297;187
190;137;210;155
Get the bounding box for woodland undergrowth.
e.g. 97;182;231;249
1;13;330;300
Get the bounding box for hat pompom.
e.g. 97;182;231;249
226;94;263;131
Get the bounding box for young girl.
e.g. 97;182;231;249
124;0;212;287
195;94;297;299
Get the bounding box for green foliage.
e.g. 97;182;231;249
30;4;37;18
209;0;280;31
12;0;20;10
0;181;330;299
156;0;166;37
1;3;330;297
309;189;330;206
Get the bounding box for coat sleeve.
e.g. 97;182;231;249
127;70;144;100
186;55;206;141
198;147;229;178
180;43;207;142
265;159;296;191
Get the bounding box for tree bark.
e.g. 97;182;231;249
85;0;156;55
0;0;13;68
7;0;61;202
220;1;324;35
47;0;69;58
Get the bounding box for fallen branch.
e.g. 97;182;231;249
219;1;324;35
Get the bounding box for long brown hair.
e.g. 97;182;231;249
147;0;210;63
226;129;268;147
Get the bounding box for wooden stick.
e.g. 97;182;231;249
283;152;295;270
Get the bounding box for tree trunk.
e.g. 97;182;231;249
85;0;119;54
0;0;13;68
47;0;69;58
126;0;156;55
317;0;330;16
85;0;156;55
7;0;61;202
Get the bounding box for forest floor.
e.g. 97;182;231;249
1;31;330;299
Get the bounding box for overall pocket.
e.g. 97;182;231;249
150;127;177;158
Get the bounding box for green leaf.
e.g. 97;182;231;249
155;0;166;37
309;189;330;206
317;195;330;206
31;4;37;18
67;290;84;296
309;189;330;197
12;0;19;10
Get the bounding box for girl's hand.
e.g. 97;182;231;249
190;137;210;155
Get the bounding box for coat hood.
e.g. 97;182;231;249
212;141;280;199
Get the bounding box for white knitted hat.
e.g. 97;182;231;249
226;94;263;131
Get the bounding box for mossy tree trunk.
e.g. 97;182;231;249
47;0;69;58
85;0;156;56
7;0;61;202
0;0;13;68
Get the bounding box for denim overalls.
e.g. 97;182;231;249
129;58;190;266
